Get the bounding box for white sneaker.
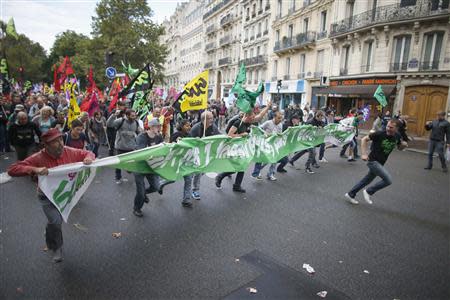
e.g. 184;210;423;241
122;178;129;183
319;158;328;163
267;175;277;181
345;193;359;205
251;174;263;180
363;190;373;204
115;179;122;184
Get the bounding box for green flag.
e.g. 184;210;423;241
6;18;19;40
231;64;264;113
374;85;387;107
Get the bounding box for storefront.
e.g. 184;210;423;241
267;79;305;110
315;77;397;129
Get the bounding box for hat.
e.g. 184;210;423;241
41;128;63;143
148;118;161;127
14;104;25;111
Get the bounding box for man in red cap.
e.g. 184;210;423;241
7;128;95;263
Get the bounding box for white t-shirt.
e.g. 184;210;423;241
260;120;282;135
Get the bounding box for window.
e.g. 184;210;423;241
245;29;249;40
265;19;269;31
290;0;296;11
303;18;309;33
253;4;256;14
341;46;350;74
320;11;327;33
316;50;324;74
346;1;354;19
257;46;260;56
288;24;294;39
422;31;444;70
300;54;306;75
258;23;262;35
276;30;280;42
250;48;254;58
277;0;282;17
392;35;411;71
286;57;291;76
244;50;248;59
263;43;267;54
273;60;278;77
246;7;250;18
259;0;263;10
363;41;374;72
400;0;416;7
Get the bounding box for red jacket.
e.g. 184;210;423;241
7;147;95;177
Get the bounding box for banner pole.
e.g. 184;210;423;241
203;110;207;137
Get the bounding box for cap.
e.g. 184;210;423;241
148;118;161;127
41;128;63;143
14;104;25;111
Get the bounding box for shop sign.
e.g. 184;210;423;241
330;78;397;87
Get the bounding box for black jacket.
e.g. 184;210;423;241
425;119;450;143
8;122;41;147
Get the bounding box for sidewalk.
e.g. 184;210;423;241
359;129;429;154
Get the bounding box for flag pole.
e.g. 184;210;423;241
203;109;207;137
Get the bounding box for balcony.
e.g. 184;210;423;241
250;36;255;40
330;1;450;37
340;68;348;76
219;57;232;66
263;29;268;35
314;71;323;78
420;60;440;70
297;73;305;79
244;38;249;43
204;62;213;69
219;35;232;46
256;32;261;38
206;24;216;35
389;62;408;72
273;32;316;54
205;42;216;52
203;0;232;20
284;75;291;80
220;14;234;27
240;55;268;67
317;31;328;40
258;9;263;15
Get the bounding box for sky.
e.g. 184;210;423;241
0;0;185;53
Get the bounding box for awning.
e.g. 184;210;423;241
314;85;396;98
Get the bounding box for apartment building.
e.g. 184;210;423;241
316;0;449;135
265;0;333;109
241;0;271;101
203;0;243;101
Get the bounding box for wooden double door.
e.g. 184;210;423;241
402;85;448;136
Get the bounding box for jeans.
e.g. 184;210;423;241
39;195;63;250
318;143;325;160
92;142;100;158
290;148;317;168
217;171;244;188
115;149;131;180
183;173;202;202
277;156;289;171
106;127;116;156
341;138;358;157
134;173;160;210
348;161;393;198
427;140;447;169
252;163;276;178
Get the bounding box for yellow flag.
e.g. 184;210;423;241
180;70;209;112
67;82;81;128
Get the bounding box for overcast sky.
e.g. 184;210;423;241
1;0;185;53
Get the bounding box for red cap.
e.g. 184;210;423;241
41;128;63;143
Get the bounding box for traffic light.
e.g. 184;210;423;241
277;79;282;89
105;51;115;67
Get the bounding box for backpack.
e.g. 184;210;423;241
117;118;140;135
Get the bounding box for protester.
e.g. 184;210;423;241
381;110;392;131
7;128;94;262
251;111;283;181
32;106;55;134
396;114;410;142
0;97;12;153
371;112;383;133
345;119;407;204
106;101;126;156
8;111;41;160
89;111;107;157
341;111;364;162
107;108;141;183
63;119;88;150
215;103;271;192
7;104;26;129
133;118;163;217
276;114;301;173
28;96;44;118
218;100;227;130
289;110;326;174
424;111;450;173
51;110;69;132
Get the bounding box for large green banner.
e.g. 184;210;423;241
111;123;354;180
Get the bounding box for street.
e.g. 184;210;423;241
0;148;449;299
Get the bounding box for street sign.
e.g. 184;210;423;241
105;67;117;79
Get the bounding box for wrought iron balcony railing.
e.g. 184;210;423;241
203;0;231;20
330;1;449;37
390;62;408;72
314;71;323;78
219;35;232;46
220;14;234;27
240;55;268;66
297;72;305;79
317;31;328;40
274;32;316;53
420;60;440;70
206;24;216;35
218;57;232;66
205;42;216;52
204;62;213;69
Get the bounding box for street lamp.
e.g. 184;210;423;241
277;79;282;105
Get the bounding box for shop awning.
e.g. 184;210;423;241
314;85;396;98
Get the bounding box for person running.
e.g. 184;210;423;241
132;118;163;217
215;103;271;193
7;128;94;262
424;111;450;173
251;111;283;181
345;119;407;205
63;119;88;150
289;110;326;174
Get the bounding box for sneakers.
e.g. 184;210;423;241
133;209;144;217
115;178;128;184
362;189;373;204
215;176;222;189
318;158;328;163
345;193;359;205
267;175;277;181
53;248;63;263
277;168;287;173
182;201;193;208
251;174;263;180
305;168;315;174
192;191;201;200
232;186;246;193
121;178;129;182
347;158;356;162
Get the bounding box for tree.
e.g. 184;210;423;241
92;0;167;83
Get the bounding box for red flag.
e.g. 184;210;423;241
108;79;121;112
57;56;74;76
53;64;61;92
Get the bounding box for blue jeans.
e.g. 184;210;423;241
427;140;447;169
183;174;201;202
252;162;276;178
134;173;160;210
276;156;289;170
290;147;317;168
348;161;393;198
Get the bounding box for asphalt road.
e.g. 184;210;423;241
0;147;449;299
